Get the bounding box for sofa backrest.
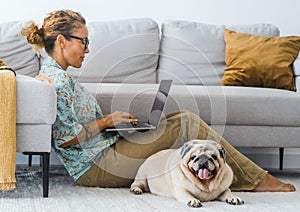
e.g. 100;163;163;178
0;21;40;77
1;19;284;87
67;18;160;84
157;20;280;85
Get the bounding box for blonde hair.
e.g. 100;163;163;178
20;9;86;53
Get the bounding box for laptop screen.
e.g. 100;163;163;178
148;80;172;127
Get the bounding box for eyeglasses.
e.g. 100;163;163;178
63;34;89;50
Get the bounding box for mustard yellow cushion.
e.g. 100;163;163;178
222;29;300;91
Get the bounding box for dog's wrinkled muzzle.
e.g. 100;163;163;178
192;155;216;180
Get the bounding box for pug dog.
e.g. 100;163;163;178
130;139;244;207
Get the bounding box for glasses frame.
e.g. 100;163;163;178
63;34;89;50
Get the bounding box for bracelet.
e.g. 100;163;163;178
82;123;92;140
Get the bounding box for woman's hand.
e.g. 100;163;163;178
61;111;138;148
103;111;138;128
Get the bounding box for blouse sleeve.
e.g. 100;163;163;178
52;75;83;147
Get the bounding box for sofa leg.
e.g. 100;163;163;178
42;153;50;198
23;152;50;197
40;155;43;167
28;155;32;167
25;154;44;167
279;147;284;170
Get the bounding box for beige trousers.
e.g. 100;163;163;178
77;110;267;191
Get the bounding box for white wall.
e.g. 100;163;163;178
2;0;300;35
9;0;299;168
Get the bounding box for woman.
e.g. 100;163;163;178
20;9;295;191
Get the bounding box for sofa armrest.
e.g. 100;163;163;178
16;74;57;124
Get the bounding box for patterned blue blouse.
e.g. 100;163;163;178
39;56;120;181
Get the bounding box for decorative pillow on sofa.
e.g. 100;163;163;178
222;29;300;91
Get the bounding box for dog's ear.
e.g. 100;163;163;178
218;145;226;161
180;141;195;159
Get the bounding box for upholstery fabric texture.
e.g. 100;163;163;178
222;29;300;91
0;68;16;190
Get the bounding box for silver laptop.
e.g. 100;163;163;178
105;80;172;132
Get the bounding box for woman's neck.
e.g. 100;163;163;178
48;53;68;71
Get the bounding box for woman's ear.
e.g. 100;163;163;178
56;34;66;48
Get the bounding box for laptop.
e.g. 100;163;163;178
105;80;173;132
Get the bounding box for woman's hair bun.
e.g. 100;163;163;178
20;22;45;52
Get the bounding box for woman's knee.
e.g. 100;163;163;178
167;110;196;119
176;110;204;125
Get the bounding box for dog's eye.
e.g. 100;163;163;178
211;154;218;160
190;155;196;160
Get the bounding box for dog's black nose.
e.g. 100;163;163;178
197;155;210;166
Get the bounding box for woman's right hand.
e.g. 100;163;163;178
103;111;138;128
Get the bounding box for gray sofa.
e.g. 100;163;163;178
1;18;300;197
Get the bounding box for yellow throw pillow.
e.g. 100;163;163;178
222;29;300;91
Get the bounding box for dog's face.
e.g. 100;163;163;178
180;140;226;181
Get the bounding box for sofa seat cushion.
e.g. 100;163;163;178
223;86;300;126
16;75;57;124
83;83;300;127
167;85;300;126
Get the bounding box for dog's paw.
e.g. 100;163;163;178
187;199;203;208
130;186;143;195
226;196;244;205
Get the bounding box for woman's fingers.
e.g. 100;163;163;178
112;111;138;124
103;112;139;128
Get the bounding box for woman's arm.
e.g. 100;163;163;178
35;75;138;148
60;111;138;148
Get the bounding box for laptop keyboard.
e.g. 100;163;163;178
116;122;150;128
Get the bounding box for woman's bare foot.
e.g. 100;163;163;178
253;173;296;192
